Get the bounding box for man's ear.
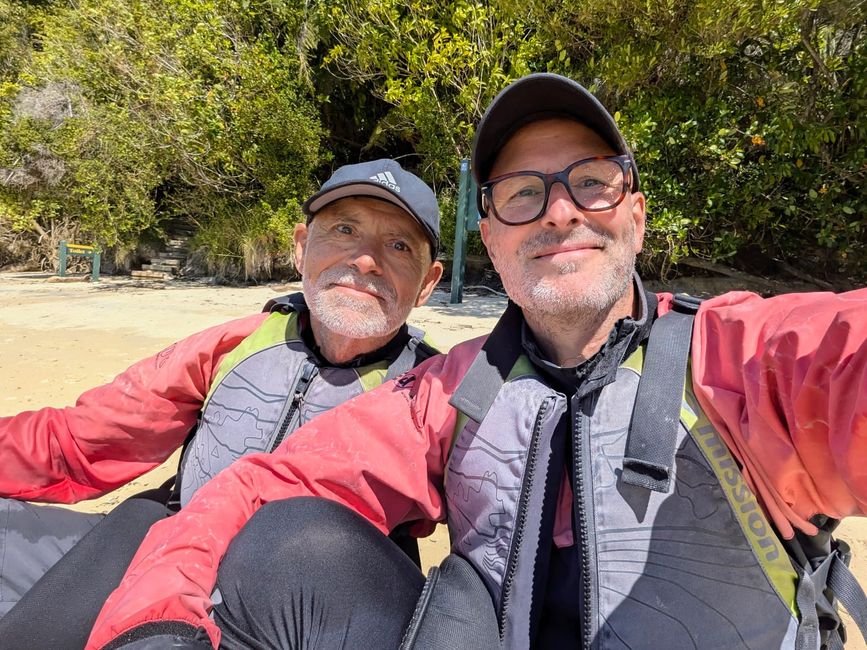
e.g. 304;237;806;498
414;261;444;307
478;217;495;262
630;192;647;254
293;223;308;272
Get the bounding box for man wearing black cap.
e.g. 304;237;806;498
90;75;867;650
0;159;443;647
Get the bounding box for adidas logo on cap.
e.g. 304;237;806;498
370;171;401;193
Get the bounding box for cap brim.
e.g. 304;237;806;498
303;181;439;253
472;74;635;187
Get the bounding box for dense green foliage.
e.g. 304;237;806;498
0;0;324;275
0;0;864;282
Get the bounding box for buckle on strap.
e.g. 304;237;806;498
794;542;867;650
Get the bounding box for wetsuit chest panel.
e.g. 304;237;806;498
291;366;363;432
445;375;564;613
178;341;311;505
583;366;798;650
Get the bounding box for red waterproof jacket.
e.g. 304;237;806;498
88;289;867;649
0;313;268;503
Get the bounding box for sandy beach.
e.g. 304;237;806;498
2;271;864;646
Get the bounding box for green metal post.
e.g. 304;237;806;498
58;240;68;278
91;250;101;282
450;159;471;304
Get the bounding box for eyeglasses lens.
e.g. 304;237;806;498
490;158;625;224
490;176;546;224
568;159;624;209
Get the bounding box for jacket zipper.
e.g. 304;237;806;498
573;401;595;649
497;398;552;641
269;360;318;452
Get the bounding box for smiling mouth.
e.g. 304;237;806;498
533;244;600;259
332;283;383;299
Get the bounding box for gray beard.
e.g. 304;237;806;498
303;271;400;340
498;225;636;320
516;254;634;317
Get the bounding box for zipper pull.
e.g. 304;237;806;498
269;361;319;452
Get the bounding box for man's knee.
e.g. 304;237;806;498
401;554;499;650
214;498;425;648
220;497;377;580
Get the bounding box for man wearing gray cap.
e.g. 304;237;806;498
0;159;443;647
90;75;867;650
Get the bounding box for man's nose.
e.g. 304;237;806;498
348;242;382;274
540;181;584;228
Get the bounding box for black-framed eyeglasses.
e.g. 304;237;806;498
480;154;634;226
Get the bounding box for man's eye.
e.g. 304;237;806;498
572;177;606;190
514;186;541;199
502;185;542;206
335;224;354;234
392;241;411;252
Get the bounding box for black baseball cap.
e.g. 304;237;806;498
303;158;440;256
471;73;640;213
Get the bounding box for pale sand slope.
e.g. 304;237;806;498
1;272;864;646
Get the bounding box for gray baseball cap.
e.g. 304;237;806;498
471;73;640;212
303;158;440;256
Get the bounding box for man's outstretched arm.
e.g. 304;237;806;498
691;287;867;539
0;313;267;503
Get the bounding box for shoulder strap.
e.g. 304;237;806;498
825;547;867;648
449;301;524;423
622;293;703;493
262;292;308;314
384;326;441;381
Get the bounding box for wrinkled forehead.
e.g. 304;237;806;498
490;117;617;178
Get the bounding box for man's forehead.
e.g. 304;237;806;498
491;117;615;175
